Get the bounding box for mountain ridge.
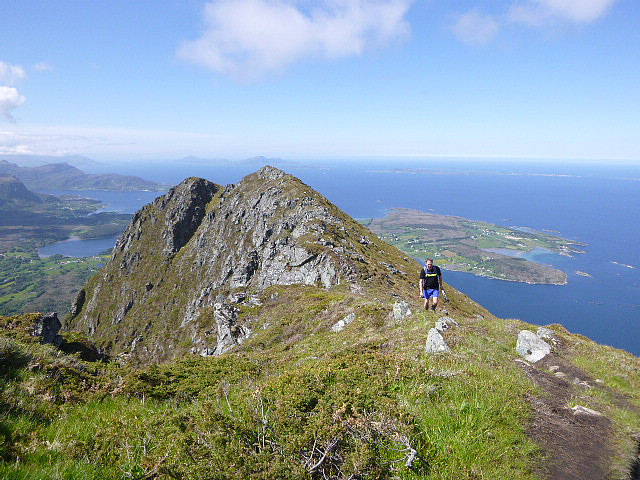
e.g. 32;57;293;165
0;159;162;191
67;166;424;363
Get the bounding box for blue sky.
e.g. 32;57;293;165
1;0;639;163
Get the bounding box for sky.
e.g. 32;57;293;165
1;0;639;164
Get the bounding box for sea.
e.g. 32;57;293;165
38;159;640;356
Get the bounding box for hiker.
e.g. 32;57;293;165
420;258;442;312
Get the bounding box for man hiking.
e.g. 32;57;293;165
419;258;442;312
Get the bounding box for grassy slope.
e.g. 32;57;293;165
2;283;639;479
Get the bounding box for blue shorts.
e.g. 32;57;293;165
424;289;439;299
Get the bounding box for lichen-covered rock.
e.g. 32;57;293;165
537;327;554;340
66;166;419;364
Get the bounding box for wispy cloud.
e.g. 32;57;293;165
178;0;412;80
33;62;55;72
0;125;236;159
509;0;618;26
451;9;499;46
451;0;617;46
0;61;27;85
0;87;26;122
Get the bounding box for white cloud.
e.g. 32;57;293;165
509;0;617;26
0;61;27;85
0;87;26;121
451;9;500;46
178;0;412;79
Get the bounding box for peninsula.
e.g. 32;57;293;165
362;208;585;284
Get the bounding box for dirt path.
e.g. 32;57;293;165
517;353;613;480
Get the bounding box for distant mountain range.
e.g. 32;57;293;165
0;154;101;169
0;160;163;191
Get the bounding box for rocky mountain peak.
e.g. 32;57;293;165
66;167;418;364
254;164;286;180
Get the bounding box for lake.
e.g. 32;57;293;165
44;159;640;355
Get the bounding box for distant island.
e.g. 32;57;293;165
362;208;586;285
0;159;164;191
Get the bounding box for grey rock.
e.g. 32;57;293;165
425;328;450;354
435;316;459;332
212;302;250;355
571;405;602;416
331;313;356;332
392;301;412;320
537;327;554;340
70;289;85;317
32;312;62;347
516;330;551;363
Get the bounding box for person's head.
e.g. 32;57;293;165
426;258;434;269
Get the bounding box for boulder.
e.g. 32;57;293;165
516;330;551;363
425;328;450;354
331;313;356;332
392;301;412;320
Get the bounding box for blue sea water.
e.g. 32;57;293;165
42;159;640;355
38;236;120;258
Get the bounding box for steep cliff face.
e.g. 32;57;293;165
66;166;420;363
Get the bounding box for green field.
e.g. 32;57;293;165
0;243;110;315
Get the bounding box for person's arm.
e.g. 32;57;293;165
438;267;443;290
419;278;425;296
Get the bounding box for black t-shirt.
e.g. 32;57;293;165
420;265;441;290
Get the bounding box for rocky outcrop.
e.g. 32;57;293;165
32;312;62;347
66;166;419;364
